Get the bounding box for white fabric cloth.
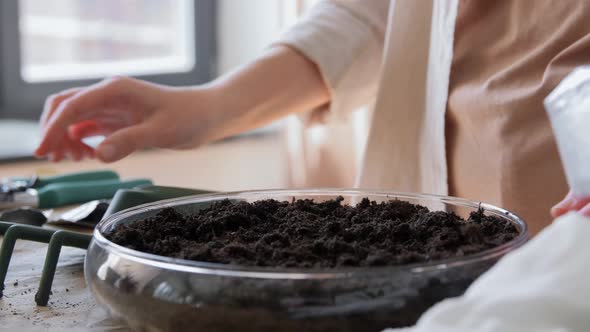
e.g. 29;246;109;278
278;0;391;189
279;0;459;195
359;0;457;195
387;212;590;332
279;0;389;124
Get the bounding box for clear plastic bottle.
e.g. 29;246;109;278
545;67;590;196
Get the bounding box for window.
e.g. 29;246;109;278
0;0;216;119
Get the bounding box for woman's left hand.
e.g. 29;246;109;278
551;191;590;218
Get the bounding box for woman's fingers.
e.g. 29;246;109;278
67;118;129;141
36;78;130;157
67;139;95;161
36;88;82;158
66;140;83;162
35;77;171;163
48;145;65;163
551;193;576;218
44;134;67;162
579;203;590;217
551;191;590;218
67;120;103;140
40;87;82;129
95;124;153;163
42;133;95;162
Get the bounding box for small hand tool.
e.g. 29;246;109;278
0;170;119;194
0;178;152;210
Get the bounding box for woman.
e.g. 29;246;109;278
35;0;590;234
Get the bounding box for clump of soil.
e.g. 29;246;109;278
106;197;519;268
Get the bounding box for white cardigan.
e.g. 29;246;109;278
279;0;458;195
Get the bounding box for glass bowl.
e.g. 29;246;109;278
85;189;528;332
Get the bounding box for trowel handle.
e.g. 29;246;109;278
37;178;153;209
33;170;120;188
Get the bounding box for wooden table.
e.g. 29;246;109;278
0;134;287;330
0;134;288;191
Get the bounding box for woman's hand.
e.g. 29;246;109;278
34;46;330;163
35;77;223;163
551;191;590;218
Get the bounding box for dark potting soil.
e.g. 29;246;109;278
106;197;519;268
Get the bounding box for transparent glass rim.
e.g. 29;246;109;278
92;189;529;279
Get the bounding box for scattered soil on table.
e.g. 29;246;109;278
106;197;519;268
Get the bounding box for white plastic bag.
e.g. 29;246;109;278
544;66;590;196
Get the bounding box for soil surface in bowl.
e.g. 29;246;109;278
106;197;518;268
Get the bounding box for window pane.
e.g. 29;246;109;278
19;0;196;83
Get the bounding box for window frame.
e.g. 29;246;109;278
0;0;216;120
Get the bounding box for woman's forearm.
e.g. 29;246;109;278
34;46;330;162
202;46;331;140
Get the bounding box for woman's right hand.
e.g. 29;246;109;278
34;47;330;163
35;76;223;163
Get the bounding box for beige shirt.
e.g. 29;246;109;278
279;0;587;234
